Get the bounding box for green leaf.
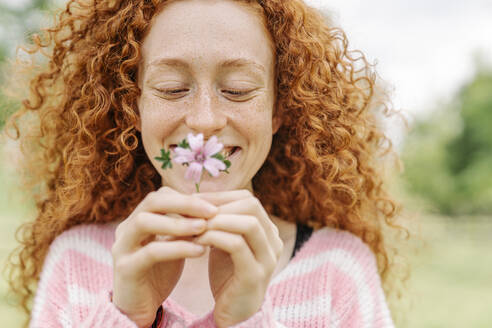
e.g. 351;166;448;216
155;149;172;170
212;153;225;160
178;139;190;149
224;159;231;169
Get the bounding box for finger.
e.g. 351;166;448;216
192;189;252;206
140;190;218;219
193;230;260;282
123;240;206;275
206;214;277;274
117;212;208;253
217;197;283;257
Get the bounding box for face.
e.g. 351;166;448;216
137;0;281;194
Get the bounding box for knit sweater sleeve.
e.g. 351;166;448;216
180;228;394;328
29;224;141;328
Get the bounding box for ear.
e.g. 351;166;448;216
272;114;282;135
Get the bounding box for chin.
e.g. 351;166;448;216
161;176;241;194
192;177;241;193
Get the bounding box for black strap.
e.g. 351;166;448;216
151;305;163;328
290;222;313;259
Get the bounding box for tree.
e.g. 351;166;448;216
403;65;492;215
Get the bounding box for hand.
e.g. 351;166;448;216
193;190;284;328
111;186;218;328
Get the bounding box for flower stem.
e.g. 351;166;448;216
195;183;200;193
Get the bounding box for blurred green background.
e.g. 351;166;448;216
0;1;491;327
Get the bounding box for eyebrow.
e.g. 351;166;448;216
146;57;266;73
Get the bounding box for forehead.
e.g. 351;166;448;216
141;0;273;71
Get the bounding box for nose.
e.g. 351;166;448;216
185;86;227;137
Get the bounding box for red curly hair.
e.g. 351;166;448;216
4;0;409;326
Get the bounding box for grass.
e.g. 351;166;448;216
398;214;492;327
0;139;491;327
0;138;33;327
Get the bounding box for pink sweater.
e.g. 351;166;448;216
29;222;395;327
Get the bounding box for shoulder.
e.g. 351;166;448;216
269;228;392;326
51;221;117;248
295;227;379;276
310;227;375;256
45;221;118;269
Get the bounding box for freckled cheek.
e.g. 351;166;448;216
139;96;181;140
228;100;274;138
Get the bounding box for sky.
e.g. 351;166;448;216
305;0;492;119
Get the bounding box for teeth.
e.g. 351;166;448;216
224;147;238;158
224;147;233;158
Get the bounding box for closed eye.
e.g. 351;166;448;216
153;88;190;100
152;88;254;101
223;89;249;96
159;88;189;94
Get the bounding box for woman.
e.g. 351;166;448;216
5;0;407;327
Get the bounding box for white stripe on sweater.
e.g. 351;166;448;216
58;305;73;328
273;293;332;322
68;284;100;306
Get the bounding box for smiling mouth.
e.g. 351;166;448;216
168;144;241;159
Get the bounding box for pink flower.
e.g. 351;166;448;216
172;133;226;184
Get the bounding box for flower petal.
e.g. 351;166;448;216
172;147;195;164
203;136;223;157
185;162;203;183
187;133;204;152
204;157;226;177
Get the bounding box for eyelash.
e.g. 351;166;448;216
224;89;248;96
157;89;250;96
163;89;188;94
